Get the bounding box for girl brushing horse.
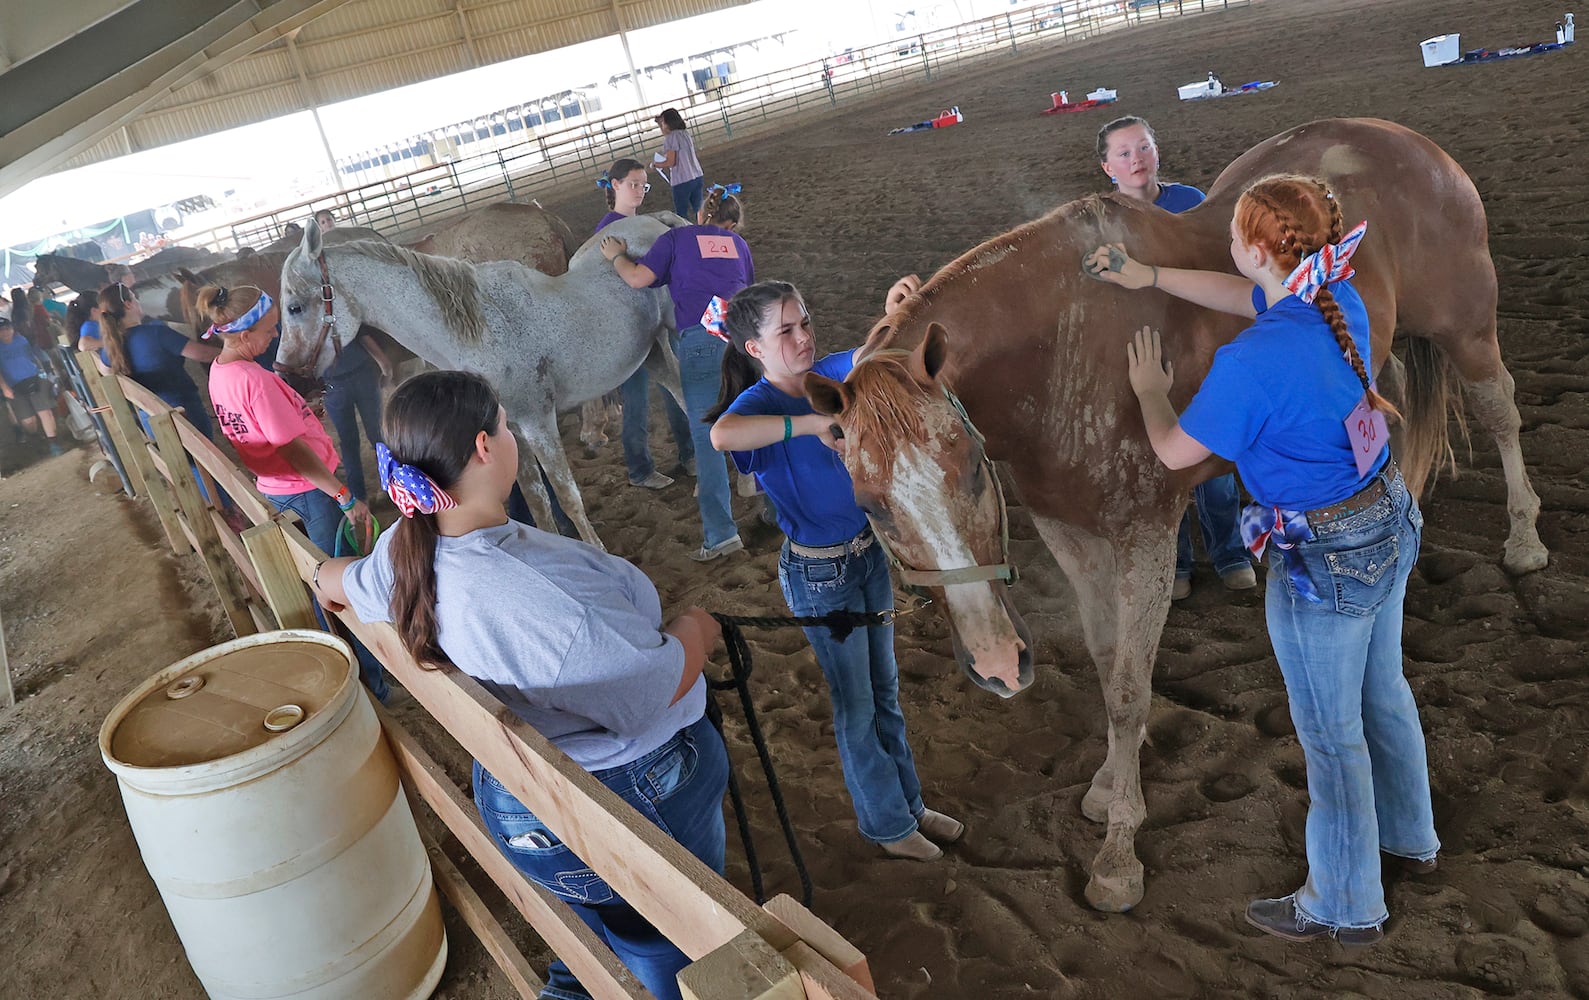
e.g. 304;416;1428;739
1087;174;1438;945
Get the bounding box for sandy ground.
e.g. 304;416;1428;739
3;0;1588;996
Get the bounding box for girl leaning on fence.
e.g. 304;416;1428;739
313;369;728;1000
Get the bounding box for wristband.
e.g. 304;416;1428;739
1151;265;1160;289
334;487;355;511
782;415;793;442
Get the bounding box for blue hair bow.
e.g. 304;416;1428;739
596;172;612;190
709;183;742;196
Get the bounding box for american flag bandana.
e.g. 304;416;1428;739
1283;220;1367;305
204;291;274;339
700;294;730;343
377;443;458;518
1239;501;1321;603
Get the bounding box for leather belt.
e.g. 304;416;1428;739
787;528;875;559
1306;459;1398;527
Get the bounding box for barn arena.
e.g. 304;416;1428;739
2;0;1587;996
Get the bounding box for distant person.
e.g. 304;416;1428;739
96;283;220;439
0;316;64;456
597;157;693;490
314;209;336;231
283;221;305;240
67;295;101;351
651;109;705;221
1096;114;1253;600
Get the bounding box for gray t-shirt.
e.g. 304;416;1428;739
661;130;703;185
342;520;705;770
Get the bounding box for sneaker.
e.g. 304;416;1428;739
1383;852;1438;876
688;535;743;562
1221;565;1258;590
917;809;965;844
1244;895;1383;947
629;471;674;490
672;458;696;477
1172;577;1192;601
880;831;942;862
47;441;64;457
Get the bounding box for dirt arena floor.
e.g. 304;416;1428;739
3;0;1587;996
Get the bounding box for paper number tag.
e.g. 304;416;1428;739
696;235;739;259
1344;395;1389;477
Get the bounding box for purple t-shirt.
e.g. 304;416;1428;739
595;211;627;233
636;225;754;332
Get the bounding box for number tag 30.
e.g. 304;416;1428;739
1344;395;1388;477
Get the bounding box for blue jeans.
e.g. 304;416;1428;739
671;177;705;220
1177;473;1248;578
324;363;383;503
263;486;390;704
473;716;728;1000
1265;471;1438;929
675;326;736;548
619;356;694;483
779;539;923;843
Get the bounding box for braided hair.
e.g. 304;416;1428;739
1234;175;1399;419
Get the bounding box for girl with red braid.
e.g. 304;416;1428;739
1085;175;1438;947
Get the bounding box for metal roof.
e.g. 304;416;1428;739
0;0;749;200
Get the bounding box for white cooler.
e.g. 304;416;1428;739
1177;81;1217;100
1420;34;1461;67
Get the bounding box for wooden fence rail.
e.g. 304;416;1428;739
76;353;878;1000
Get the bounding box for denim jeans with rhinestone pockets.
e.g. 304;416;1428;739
1265;470;1439;930
779;539;924;844
472;715;728;1000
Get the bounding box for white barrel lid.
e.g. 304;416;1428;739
104;631;354;770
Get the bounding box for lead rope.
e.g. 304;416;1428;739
705;604;927;907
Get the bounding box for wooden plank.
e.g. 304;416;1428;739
779;942;879;1000
146;410;255;637
761;896;873;994
678;931;802;1000
241;520;318;630
375;704;652;1000
418;818;543;999
74;353;148;497
78;354;192;555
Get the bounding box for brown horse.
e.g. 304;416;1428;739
804;118;1547;913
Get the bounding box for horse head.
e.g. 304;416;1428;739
277;220;363;377
805;323;1035;697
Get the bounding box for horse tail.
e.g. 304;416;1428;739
1397;335;1469;499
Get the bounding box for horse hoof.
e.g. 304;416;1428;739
1503;541;1548;575
1085;870;1144;913
1080;785;1110;824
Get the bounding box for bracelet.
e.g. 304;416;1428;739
782;415;793;442
312;561;326;590
1151;265;1160;289
333;486;355;511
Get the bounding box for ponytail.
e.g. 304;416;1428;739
97;283;135;376
388;510;447;668
704;280;801;422
705;349;764;424
700;186;743;230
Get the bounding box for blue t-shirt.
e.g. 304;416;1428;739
0;335;40;386
595;211;627;233
1179;279;1386;511
121;322;205;409
725;350;869;546
636;225;754;333
79;320;100;347
1155;183;1206;213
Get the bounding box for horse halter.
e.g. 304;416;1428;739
283;250;345;376
852;349;1019;593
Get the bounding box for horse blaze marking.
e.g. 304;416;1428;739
696;235;739;258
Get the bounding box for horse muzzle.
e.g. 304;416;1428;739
947;582;1035;698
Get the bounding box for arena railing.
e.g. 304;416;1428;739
170;0;1248;253
76;352;880;1000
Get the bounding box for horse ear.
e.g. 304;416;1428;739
804;372;854;417
916;322;951;382
302;219;323;259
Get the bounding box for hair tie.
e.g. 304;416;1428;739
377;443;458;518
596;172;612;190
213;286;229;308
1282;220;1366;304
203;290;274;339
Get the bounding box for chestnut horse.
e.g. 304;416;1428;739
804;118;1547;913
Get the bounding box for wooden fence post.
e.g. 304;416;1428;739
147;410;256;637
241;519;319;630
77;355;191;555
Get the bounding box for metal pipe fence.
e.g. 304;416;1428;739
173;0;1248;252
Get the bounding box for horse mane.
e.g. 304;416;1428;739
862;193;1137;355
338;239;487;343
842;352;931;455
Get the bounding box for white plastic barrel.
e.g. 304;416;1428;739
101;630;446;1000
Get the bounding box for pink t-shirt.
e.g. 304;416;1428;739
209;359;339;495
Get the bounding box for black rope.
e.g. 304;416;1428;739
703;608;898;909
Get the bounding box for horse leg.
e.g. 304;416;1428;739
577;399;609;458
643;327;686;412
1031;514;1176;912
509;416;604;550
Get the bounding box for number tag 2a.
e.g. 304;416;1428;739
695;235;739;259
1344;395;1389;478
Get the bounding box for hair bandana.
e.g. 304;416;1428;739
700;295;731;343
377;443;458;518
1283;220;1367;304
1239;501;1320;603
708;183;743;197
203;290;274;339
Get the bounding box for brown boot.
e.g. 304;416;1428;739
880;832;942;861
917;809;965;844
